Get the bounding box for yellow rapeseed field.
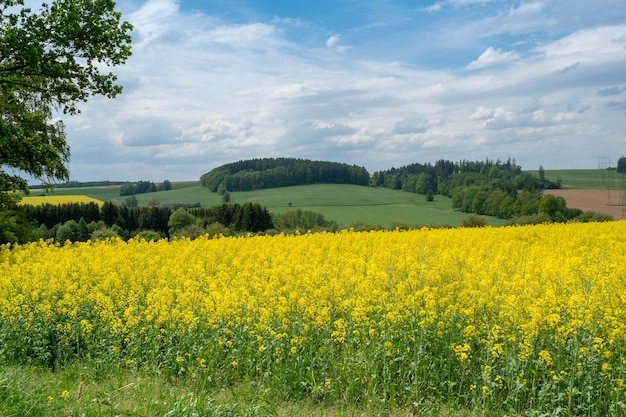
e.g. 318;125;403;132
1;222;625;413
18;195;104;206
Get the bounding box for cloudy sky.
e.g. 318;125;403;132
62;0;626;181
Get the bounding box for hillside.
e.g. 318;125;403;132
200;157;370;192
27;183;502;228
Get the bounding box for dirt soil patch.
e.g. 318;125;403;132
544;189;626;220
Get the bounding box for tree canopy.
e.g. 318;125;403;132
200;158;370;192
0;0;132;208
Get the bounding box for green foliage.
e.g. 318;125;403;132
134;229;164;241
125;195;138;207
0;209;32;243
273;209;338;231
204;222;229;238
168;208;196;234
119;181;157;196
170;224;206;240
200;157;370;192
55;219;82;243
90;227;119;241
426;189;434;202
158;179;172;191
618;156;626;174
460;214;487;228
576;211;615;222
0;364;483;417
0;0;132;198
505;212;552;226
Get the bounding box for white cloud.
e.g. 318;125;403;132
128;0;180;48
57;1;626;181
394;115;440;134
466;47;520;69
326;34;340;48
208;23;276;47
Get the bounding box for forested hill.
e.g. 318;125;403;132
200;158;370;192
372;158;560;195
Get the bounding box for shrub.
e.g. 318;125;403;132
576;211;614;222
90;227;120;241
460;214;487;227
505;212;552;226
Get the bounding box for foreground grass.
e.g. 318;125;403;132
0;364;495;417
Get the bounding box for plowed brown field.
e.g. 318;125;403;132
544;189;626;220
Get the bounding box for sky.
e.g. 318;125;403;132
55;0;626;181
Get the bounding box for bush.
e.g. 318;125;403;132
347;222;385;232
90;228;120;241
170;224;206;240
460;214;487;228
134;230;165;241
206;222;230;238
505;212;552;226
576;211;614;222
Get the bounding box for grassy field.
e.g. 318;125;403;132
528;168;626;189
25;169;626;227
28;183;505;228
0;365;486;417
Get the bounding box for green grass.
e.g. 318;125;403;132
528;169;626;189
0;364;509;417
227;184;500;227
31;183;505;228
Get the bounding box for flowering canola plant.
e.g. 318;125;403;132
1;222;626;414
18;195;104;206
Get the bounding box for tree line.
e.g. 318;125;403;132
18;201;276;242
368;158;605;223
200;158;370;192
13;200;353;244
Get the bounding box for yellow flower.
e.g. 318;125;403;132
538;350;553;367
451;343;472;362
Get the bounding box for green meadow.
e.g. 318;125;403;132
527;168;626;189
31;183;505;228
31;167;626;228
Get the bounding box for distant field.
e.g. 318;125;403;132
531;169;626;220
25;170;626;226
26;183;504;228
529;169;626;189
18;195;104;206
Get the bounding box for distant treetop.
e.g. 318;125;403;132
200;158;370;192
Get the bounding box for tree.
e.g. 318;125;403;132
617;156;626;173
168;208;196;235
0;0;132;206
426;189;434;202
56;219;81;243
0;208;32;243
538;165;545;186
161;179;172;191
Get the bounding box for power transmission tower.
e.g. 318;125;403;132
598;155;614;205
